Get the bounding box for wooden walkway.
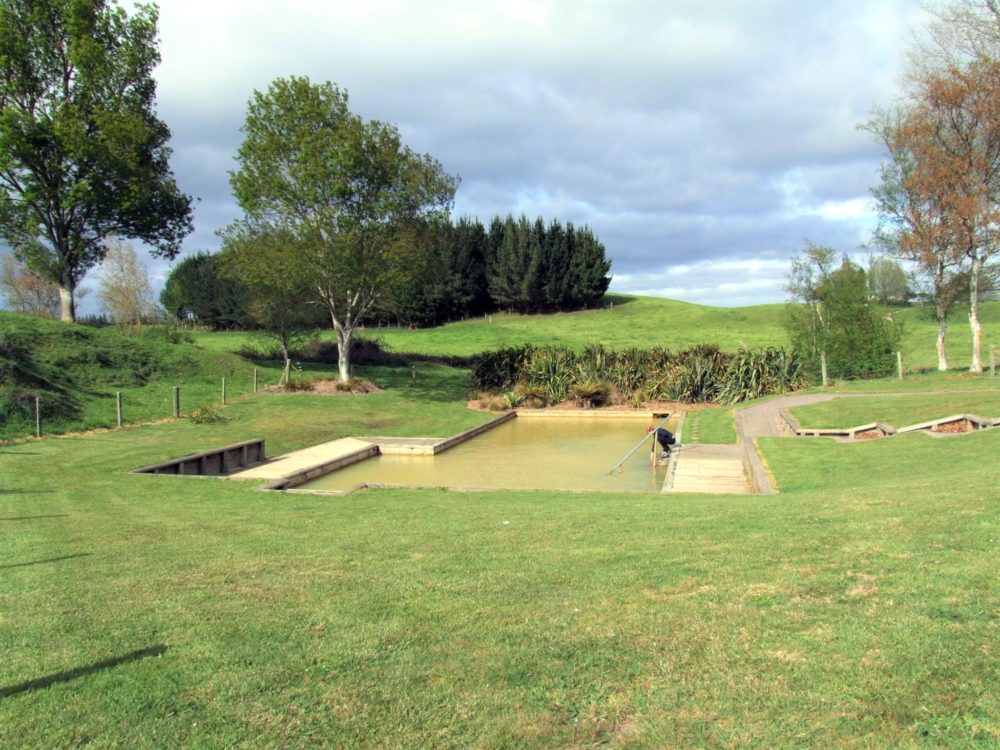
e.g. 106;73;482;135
665;444;747;494
667;393;840;495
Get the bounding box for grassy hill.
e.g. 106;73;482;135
7;294;999;439
195;294;1000;373
0;312;305;438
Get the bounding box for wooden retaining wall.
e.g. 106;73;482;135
133;439;266;476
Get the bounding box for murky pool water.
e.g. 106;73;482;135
298;415;679;493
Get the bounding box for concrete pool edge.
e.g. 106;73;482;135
260;412;517;491
283;410;683;495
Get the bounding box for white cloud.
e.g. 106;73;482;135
78;0;929;316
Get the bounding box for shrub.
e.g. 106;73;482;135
514;383;548;408
470;345;535;392
569;378;611;408
296;337;406;366
719;347;810;404
189;406;227;424
523;347;576;403
280;379;314;392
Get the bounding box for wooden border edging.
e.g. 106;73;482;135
133;439;266;476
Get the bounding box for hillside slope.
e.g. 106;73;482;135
0;313;286;438
196;294;999;372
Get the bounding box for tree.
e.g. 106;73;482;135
0;253;59;317
97;238;155;331
866;255;911;305
161;252;250;329
0;0;192;323
219;227;323;384
225;76;457;380
868;109;966;370
785;245;903;380
567;224;612;306
909;58;1000;373
451;217;490;316
890;1;1000;372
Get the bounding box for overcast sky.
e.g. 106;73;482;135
102;0;926;311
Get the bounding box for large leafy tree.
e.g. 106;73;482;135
224;76;457;380
0;0;192;322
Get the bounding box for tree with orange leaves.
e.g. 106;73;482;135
870;55;1000;373
868;109;966;371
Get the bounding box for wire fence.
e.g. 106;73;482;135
14;369;269;440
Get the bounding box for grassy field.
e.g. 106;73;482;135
3;302;1000;746
2;370;999;747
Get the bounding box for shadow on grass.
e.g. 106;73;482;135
0;553;91;570
602;293;636;307
0;514;68;521
0;645;167;699
0;489;55;495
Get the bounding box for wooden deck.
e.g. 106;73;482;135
666;444;748;494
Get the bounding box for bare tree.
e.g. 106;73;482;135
0;253;60;318
913;0;1000;74
97;239;157;332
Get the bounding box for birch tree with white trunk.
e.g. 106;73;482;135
224;76;457;381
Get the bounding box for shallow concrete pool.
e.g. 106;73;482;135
296;414;680;493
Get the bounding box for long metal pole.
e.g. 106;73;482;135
605;416;670;474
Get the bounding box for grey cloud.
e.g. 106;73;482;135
67;0;926;317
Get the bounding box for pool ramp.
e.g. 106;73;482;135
664;444;749;494
227;437;377;482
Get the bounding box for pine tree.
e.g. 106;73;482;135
490;215;527;309
452;217;490;316
543;219;571;309
568;225;612;306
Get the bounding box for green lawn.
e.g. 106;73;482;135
789;389;1000;430
2;367;999;747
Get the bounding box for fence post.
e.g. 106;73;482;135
821;352;828;387
173;386;180;418
222;377;227;405
35;396;41;438
116;391;123;428
253;368;258;393
991;346;996;378
897;351;904;381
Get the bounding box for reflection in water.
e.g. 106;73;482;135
299;416;679;493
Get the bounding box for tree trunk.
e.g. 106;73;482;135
969;255;983;373
336;325;352;382
279;340;291;385
58;284;76;323
936;315;949;371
